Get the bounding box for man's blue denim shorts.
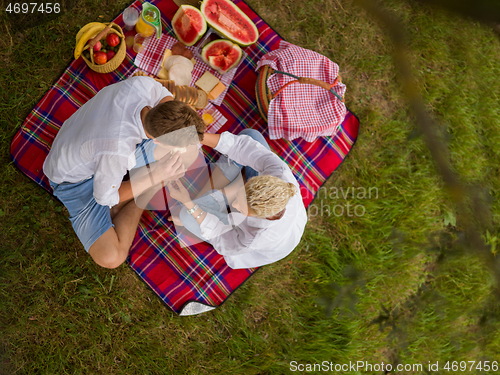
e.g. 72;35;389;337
48;139;157;251
50;178;113;252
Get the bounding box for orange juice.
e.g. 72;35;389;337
135;3;162;38
135;13;156;37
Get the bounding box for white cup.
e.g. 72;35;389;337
123;7;139;30
133;34;146;53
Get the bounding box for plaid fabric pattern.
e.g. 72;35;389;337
135;30;245;106
200;103;227;134
10;0;360;314
256;41;347;142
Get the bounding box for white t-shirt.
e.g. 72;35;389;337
43;76;171;207
200;132;308;269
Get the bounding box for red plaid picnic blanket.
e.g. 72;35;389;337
257;41;347;142
10;0;360;314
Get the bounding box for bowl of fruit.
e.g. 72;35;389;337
74;22;126;73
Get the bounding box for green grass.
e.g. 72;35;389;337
1;0;500;374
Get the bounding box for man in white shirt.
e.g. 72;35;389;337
43;76;205;269
167;129;308;269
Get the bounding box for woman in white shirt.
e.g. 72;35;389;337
167;129;308;269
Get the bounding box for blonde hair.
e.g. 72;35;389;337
244;175;297;218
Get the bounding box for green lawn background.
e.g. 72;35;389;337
1;0;499;374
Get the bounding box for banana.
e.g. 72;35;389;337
75;22;104;44
74;22;107;59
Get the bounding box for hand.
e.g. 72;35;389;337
166;180;191;204
167;215;184;227
150;152;186;182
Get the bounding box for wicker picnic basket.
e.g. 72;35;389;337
81;23;126;74
255;65;344;122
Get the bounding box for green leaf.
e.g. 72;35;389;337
443;210;456;227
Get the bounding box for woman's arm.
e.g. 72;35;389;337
201;133;220;148
214;132;286;178
166;181;208;225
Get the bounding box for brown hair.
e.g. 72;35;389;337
144;100;205;144
244;175;297;218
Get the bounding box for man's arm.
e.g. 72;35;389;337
118;180;135;203
119;152;185;205
159;95;174;104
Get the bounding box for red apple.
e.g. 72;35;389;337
106;50;116;60
94;51;107;65
93;40;102;52
106;33;120;47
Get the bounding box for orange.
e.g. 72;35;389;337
202;112;215;125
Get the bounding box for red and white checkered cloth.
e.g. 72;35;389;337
200;103;227;134
256;41;347;142
134;32;244;106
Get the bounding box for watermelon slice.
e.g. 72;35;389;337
200;0;258;46
201;39;242;73
172;5;207;46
